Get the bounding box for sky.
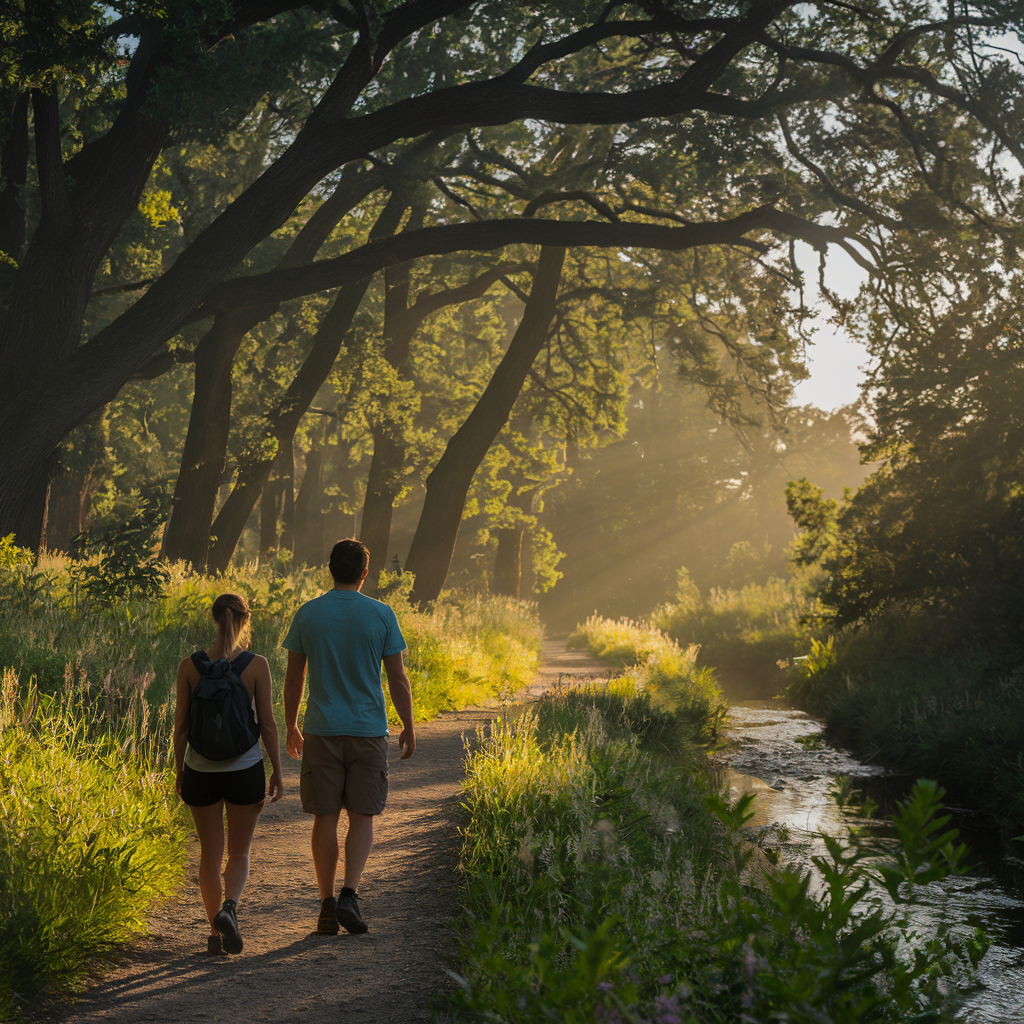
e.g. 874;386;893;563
788;242;870;412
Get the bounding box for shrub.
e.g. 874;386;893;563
653;571;822;696
451;689;987;1023
0;669;187;1017
568;614;725;739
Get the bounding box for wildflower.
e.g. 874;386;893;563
658;974;672;986
653;993;681;1024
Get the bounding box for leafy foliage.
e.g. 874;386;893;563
453;687;986;1023
0;668;187;1016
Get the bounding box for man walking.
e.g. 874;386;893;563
283;538;415;935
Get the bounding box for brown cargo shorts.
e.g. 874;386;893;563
300;733;389;816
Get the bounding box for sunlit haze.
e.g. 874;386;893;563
790;242;870;411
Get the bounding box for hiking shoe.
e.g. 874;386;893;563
207;934;224;955
214;900;243;954
335;887;368;934
317;896;340;935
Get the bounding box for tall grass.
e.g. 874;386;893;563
567;614;725;738
384;578;543;718
653;572;821;696
786;619;1024;822
452;686;987;1023
0;556;542;726
0;548;542;1017
0;668;188;1019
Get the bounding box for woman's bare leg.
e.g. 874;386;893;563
190;802;226;935
223;799;264;903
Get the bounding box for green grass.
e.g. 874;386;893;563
786;620;1024;823
567;614;725;739
652;573;821;697
0;669;188;1018
0;556;543;727
0;547;543;1017
451;686;988;1023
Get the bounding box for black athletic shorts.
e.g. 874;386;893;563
181;761;266;807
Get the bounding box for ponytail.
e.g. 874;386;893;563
211;592;251;655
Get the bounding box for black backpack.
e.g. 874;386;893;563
188;650;260;761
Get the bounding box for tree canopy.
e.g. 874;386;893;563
3;0;1024;605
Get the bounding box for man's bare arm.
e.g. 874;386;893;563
283;650;308;759
383;652;415;759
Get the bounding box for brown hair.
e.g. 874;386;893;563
329;538;370;584
212;592;251;655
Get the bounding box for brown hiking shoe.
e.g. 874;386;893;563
317;896;340;934
335;887;368;934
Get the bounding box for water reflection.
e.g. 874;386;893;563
722;701;1024;1023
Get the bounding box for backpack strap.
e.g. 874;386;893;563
231;651;256;674
190;650;210;672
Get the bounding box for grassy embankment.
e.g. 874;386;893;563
647;569;1024;824
566;614;726;739
452;672;987;1022
788;621;1024;824
0;544;541;1017
652;572;819;699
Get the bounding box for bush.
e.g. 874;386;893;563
0;669;188;1017
452;689;986;1023
568;614;725;739
785;616;1024;822
653;571;822;697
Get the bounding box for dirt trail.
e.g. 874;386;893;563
59;640;607;1024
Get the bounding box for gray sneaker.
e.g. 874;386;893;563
335;887;368;934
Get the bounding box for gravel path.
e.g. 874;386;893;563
58;640;607;1024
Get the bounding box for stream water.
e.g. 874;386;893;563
721;701;1024;1023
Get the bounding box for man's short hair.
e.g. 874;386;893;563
329;538;370;584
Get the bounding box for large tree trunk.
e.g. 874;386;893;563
0;90;29;260
358;249;419;592
161;166;380;569
492;528;524;598
292;431;326;567
360;423;405;590
205;277;373;572
359;255;524;591
161;311;261;567
205;188;413;572
492;485;537;599
40;415;108;553
405;246;565;604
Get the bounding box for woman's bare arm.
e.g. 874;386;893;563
173;658;193;796
252;655;284;801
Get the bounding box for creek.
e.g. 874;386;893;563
722;701;1024;1023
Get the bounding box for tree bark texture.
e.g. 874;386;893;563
492;528;524;599
292;435;326;567
492;484;538;599
360;423;404;591
159;168;379;569
204;187;412;572
405;246;566;604
161;311;264;568
204;276;372;572
0;90;29;259
359;257;527;591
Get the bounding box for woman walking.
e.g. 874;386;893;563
174;592;284;954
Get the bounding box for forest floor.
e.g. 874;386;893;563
55;638;607;1024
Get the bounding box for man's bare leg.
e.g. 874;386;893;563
343;811;374;892
311;811;341;900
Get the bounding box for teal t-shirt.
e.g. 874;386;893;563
283;590;406;737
